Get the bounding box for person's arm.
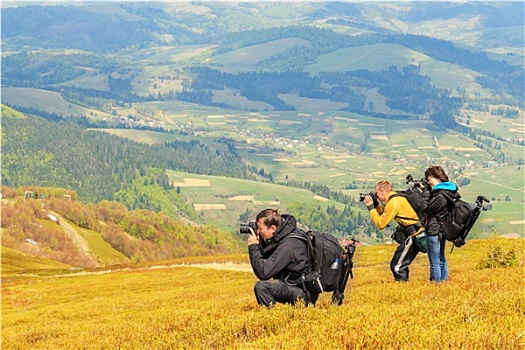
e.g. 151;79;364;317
423;191;447;217
369;199;400;230
249;240;295;280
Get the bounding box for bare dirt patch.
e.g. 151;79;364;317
228;195;255;201
172;179;211;187
314;195;329;202
254;200;280;206
509;220;525;225
194;204;226;210
279;120;303;125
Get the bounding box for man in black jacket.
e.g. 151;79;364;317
247;208;310;308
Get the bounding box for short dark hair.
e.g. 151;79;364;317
256;209;281;228
425;165;449;182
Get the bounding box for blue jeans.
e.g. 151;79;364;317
426;234;448;282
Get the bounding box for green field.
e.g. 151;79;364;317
212;38;311;69
166;169;351;232
1;87;112;120
306;43;487;95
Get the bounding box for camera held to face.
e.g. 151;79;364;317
406;174;429;190
359;191;380;208
359;191;376;202
239;221;257;234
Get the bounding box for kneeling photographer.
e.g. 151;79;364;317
243;208;312;308
362;180;425;282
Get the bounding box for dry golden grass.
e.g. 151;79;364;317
2;238;523;349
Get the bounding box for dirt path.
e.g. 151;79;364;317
472;178;525;192
50;262;253;278
53;213;90;255
433;136;448;159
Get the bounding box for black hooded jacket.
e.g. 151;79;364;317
422;182;458;236
248;214;309;286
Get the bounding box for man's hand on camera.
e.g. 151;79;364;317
246;227;259;246
364;195;375;211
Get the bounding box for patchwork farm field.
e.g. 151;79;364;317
2;239;523;349
99;109;524;239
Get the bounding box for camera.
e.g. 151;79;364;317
406;174;429;189
239;221;257;234
359;191;379;208
359;191;377;202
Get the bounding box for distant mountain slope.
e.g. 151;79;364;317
1;2;522;115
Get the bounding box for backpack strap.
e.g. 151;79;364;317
389;193;421;224
436;190;458;221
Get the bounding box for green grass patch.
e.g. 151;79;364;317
212;38;311;68
1;87;111;119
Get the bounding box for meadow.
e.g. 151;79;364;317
2;238;523;349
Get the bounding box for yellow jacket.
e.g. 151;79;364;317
369;191;421;231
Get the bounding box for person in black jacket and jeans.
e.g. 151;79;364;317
247;208;310;308
422;165;457;282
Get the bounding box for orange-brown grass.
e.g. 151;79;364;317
2;238;523;349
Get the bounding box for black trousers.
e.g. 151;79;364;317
254;279;307;308
390;236;420;281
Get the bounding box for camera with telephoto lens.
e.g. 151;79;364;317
406;174;429;190
239;221;257;234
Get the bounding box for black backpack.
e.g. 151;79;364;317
291;230;357;305
391;186;426;222
440;192;490;251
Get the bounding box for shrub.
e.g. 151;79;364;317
477;244;521;269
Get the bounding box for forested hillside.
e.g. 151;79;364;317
1;105;252;205
1;187;243;267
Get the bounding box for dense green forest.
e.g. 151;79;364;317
1;105;252;204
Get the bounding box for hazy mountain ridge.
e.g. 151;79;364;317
2;2;523;112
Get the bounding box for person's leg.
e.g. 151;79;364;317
390;237;419;281
426;234;441;281
439;236;448;281
254;280;306;308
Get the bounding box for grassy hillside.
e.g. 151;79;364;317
1;193;245;269
306;43;486;96
2;238;523;349
1;246;71;273
1;87;112;120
